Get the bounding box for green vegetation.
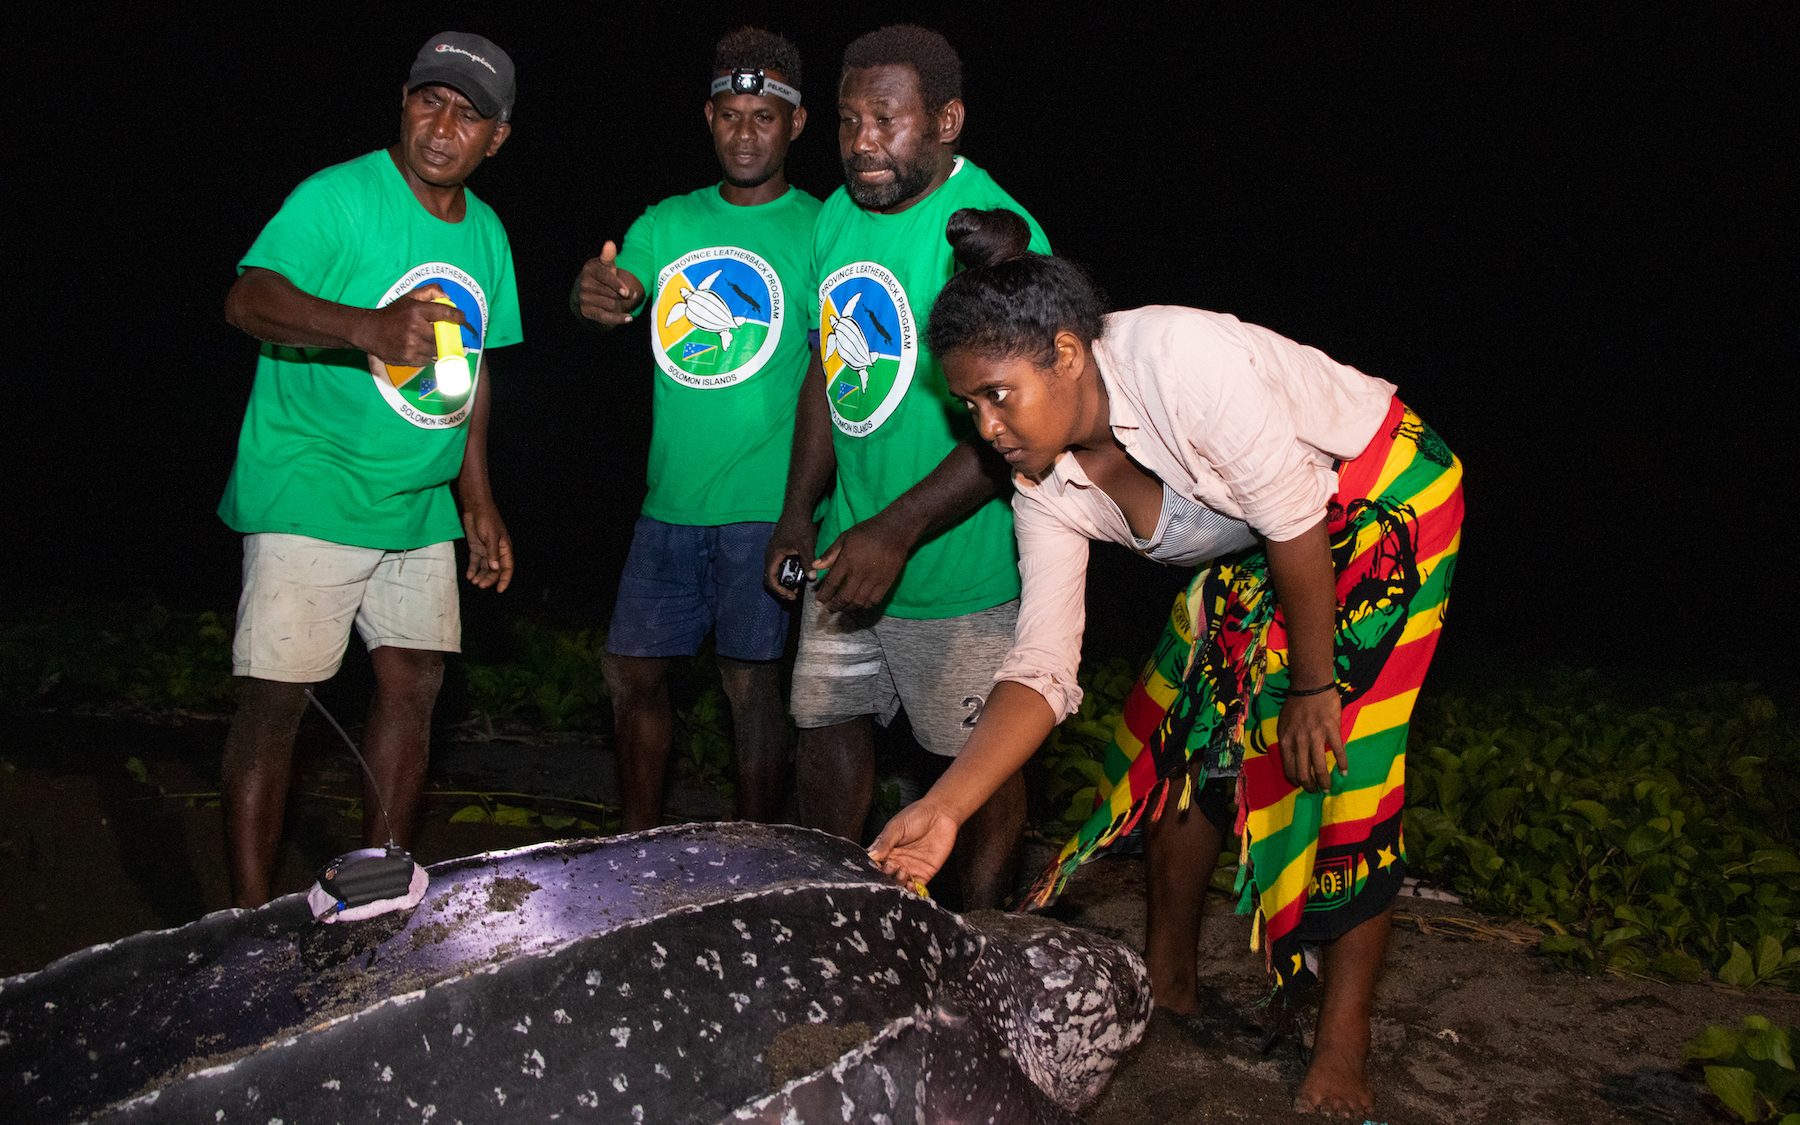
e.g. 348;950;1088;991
1687;1016;1799;1122
1032;659;1799;991
2;599;236;714
1405;672;1798;989
7;602;1798;994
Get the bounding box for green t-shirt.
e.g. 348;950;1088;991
615;184;821;524
810;158;1050;618
218;150;523;550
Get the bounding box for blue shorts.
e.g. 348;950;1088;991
605;517;789;661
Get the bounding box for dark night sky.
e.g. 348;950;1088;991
14;6;1795;675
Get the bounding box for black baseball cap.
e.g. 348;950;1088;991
407;32;515;121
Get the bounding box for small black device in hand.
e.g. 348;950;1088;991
778;554;806;591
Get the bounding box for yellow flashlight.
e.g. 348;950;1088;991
430;297;472;398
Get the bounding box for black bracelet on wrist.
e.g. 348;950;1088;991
1287;680;1340;698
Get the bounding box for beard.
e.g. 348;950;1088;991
843;150;940;211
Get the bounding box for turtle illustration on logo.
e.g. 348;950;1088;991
666;268;746;351
653;247;784;389
824;291;873;398
819;261;916;437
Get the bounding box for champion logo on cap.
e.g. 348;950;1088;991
434;43;499;75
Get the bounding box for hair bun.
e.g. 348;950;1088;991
945;208;1032;270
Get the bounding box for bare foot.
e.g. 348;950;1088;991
1292;1017;1375;1117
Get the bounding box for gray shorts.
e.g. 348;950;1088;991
231;533;461;682
789;590;1019;757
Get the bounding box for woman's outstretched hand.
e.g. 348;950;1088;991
868;799;961;890
1277;690;1347;792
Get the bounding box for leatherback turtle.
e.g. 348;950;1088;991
0;823;1149;1123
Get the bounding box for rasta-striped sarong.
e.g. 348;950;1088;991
1024;398;1464;995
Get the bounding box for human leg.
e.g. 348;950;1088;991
1143;777;1228;1014
221;677;312;907
795;717;876;839
878;600;1022;908
711;523;795;823
603;653;676;832
954;769;1026;909
789;587;893;842
223;534;376;906
604;518;716;830
717;657;788;822
1294;905;1392;1116
354;542;460;849
361;645;444;847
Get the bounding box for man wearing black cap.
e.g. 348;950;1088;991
572;28;818;832
216;32;522;906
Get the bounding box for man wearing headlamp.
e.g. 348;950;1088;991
573;29;819;832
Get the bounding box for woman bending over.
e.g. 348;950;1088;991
870;208;1463;1117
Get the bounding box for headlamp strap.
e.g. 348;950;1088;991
710;68;801;107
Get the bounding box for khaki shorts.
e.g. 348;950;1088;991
789;590;1019;757
231;533;460;683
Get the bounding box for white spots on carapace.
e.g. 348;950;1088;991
654;1062;671;1079
611;1073;629;1093
379;1064;394;1083
522;1048;546;1078
847;930;869;954
321;1078;341;1090
585;969;604;987
617;981;633;998
610;1025;631;1048
513;1015;532;1034
493;1086;506;1106
696;948;724;979
742;951;760;968
811;956;840;978
806;1001;829;1024
451;1022;475;1047
576;1090;600;1108
552;1009;571;1024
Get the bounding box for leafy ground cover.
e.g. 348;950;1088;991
1687;1015;1800;1122
7;599;1797;999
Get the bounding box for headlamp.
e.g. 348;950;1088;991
709;68;801;107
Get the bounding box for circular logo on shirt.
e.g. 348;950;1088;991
820;261;916;437
370;262;489;429
653;247;784;389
